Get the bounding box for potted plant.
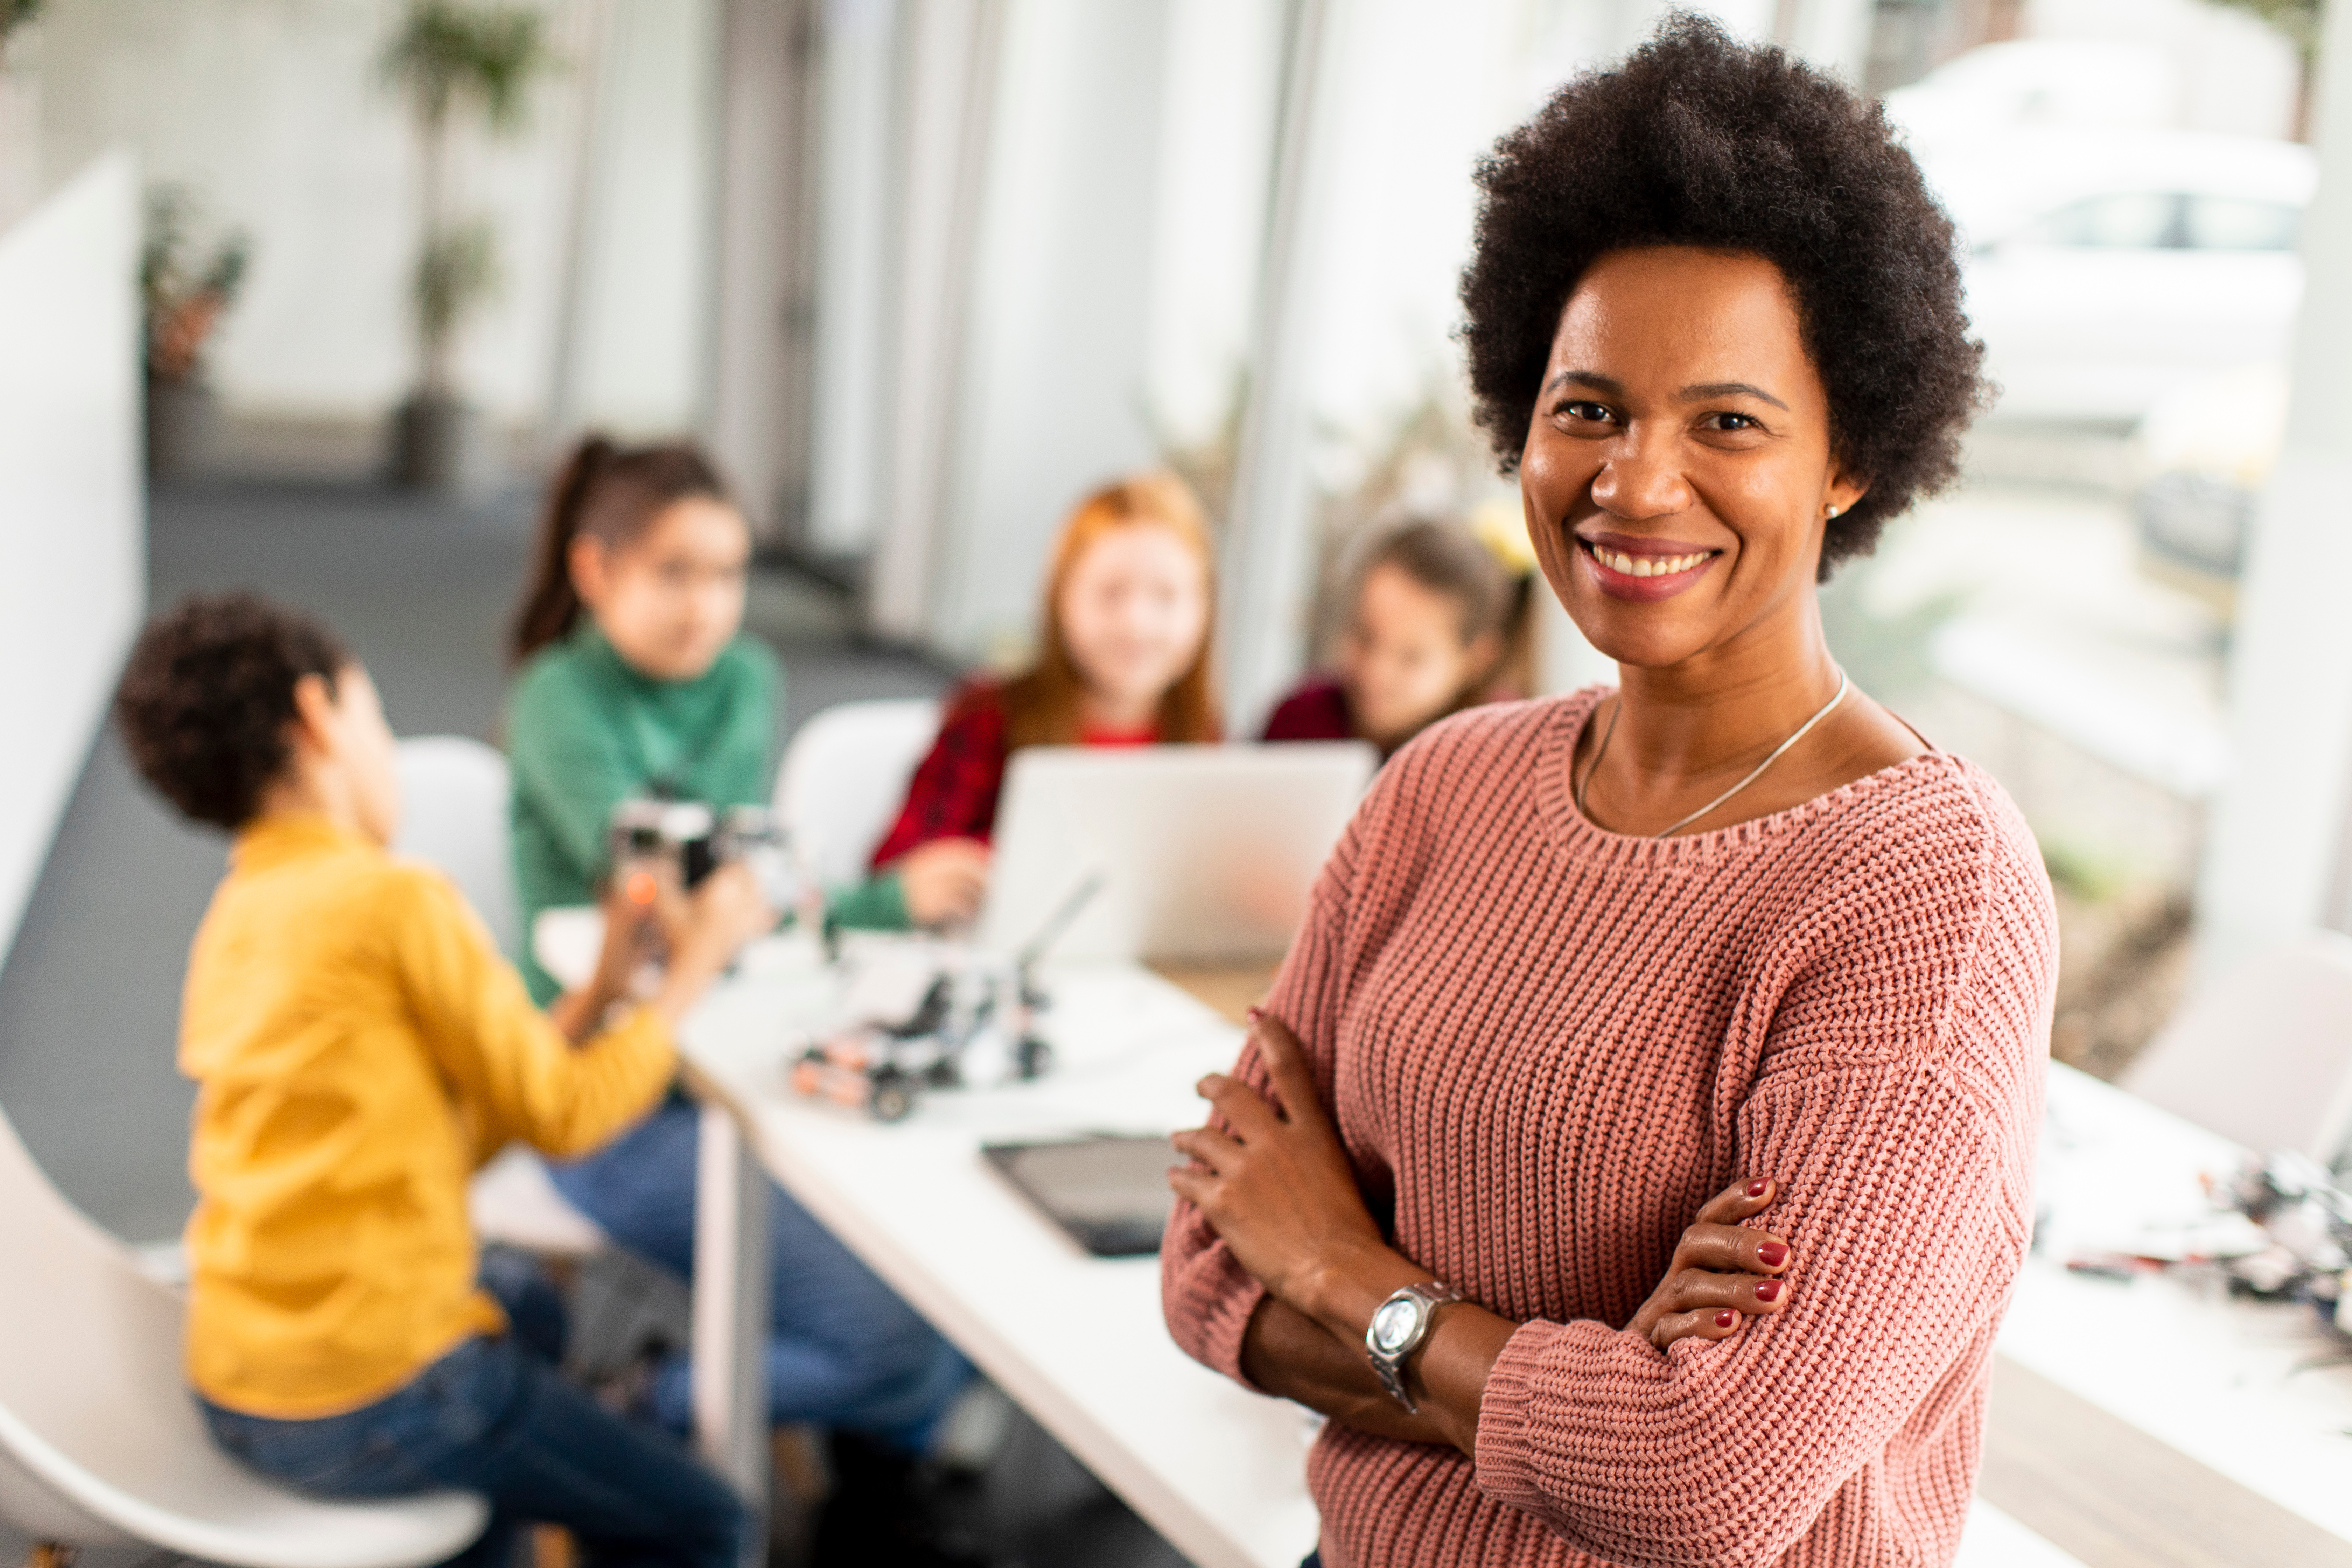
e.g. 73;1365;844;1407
380;0;552;492
1;0;45;228
141;185;250;480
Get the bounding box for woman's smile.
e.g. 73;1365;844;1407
1574;530;1722;602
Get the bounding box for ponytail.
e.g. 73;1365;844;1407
509;435;732;664
512;437;617;662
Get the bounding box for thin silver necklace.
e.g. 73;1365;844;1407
1576;670;1851;839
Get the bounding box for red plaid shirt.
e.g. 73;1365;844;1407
869;684;1012;868
868;682;1163;868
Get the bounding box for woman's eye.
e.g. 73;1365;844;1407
1704;412;1760;432
1560;401;1614;424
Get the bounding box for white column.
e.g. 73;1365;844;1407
2195;5;2352;977
913;0;1174;660
805;0;907;563
707;0;820;542
1217;0;1342;735
864;0;1007;640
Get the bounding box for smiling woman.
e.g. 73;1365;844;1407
1163;18;2058;1568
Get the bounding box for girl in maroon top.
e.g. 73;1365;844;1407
1261;520;1532;758
863;471;1221;929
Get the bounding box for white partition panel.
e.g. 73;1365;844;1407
0;152;144;966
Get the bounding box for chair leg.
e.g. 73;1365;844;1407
26;1545;75;1568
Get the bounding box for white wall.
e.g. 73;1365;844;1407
0;153;143;966
31;0;713;436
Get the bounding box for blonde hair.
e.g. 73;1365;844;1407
1000;472;1222;750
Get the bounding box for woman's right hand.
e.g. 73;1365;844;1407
897;837;992;928
1625;1177;1793;1349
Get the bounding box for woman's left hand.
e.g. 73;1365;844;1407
1169;1010;1390;1311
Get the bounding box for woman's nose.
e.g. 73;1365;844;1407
1589;430;1693;520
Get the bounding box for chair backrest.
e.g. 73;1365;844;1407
2121;931;2352;1165
394;736;519;958
0;1098;487;1563
0;1095;146;1546
773;699;943;889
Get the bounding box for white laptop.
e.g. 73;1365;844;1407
976;742;1378;964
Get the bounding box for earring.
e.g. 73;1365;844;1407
1826;504;1841;519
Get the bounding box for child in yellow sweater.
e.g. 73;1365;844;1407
113;593;770;1568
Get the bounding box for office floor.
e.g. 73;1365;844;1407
0;479;1189;1568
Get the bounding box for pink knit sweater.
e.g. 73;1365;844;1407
1163;690;2056;1568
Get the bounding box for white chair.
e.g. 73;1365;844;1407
2121;931;2352;1166
772;698;943;888
0;1097;488;1567
395;736;608;1259
394;736;521;959
468;1145;609;1258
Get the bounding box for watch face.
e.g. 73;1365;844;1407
1371;1297;1420;1355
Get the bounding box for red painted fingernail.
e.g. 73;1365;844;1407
1745;1180;1769;1198
1755;1280;1782;1302
1713;1311;1736;1329
1757;1241;1789;1267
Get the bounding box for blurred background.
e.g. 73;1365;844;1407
1;0;2334;1309
0;0;2344;1560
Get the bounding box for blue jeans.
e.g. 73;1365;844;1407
201;1270;741;1568
552;1096;971;1447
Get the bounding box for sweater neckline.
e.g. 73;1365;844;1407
1535;685;1954;865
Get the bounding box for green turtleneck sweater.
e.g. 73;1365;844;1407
505;623;906;1002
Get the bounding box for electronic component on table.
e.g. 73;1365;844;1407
790;873;1100;1122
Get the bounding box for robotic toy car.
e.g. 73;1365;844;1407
790;875;1099;1121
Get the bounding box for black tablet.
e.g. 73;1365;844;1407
983;1135;1183;1257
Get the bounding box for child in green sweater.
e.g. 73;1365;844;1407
503;439;978;1561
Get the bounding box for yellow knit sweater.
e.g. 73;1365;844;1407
180;814;674;1417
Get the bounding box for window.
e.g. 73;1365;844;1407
2024;192;2181;249
2181;196;2300;252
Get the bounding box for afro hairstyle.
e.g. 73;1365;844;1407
113;592;351;830
1458;14;1987;574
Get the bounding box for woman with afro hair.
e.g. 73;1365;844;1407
1163;19;2056;1568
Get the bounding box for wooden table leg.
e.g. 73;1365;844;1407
692;1100;771;1568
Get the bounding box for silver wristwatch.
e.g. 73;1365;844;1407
1365;1281;1462;1412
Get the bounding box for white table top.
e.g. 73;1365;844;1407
672;931;2351;1563
2002;1063;2352;1542
677;936;1321;1568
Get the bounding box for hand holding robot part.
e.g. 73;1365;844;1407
607;796;802;911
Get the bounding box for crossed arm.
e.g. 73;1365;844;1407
1168;1010;1794;1459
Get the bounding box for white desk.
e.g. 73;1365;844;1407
674;939;1320;1568
653;926;2352;1568
1995;1063;2352;1546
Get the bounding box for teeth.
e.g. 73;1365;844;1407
1591;545;1708;577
